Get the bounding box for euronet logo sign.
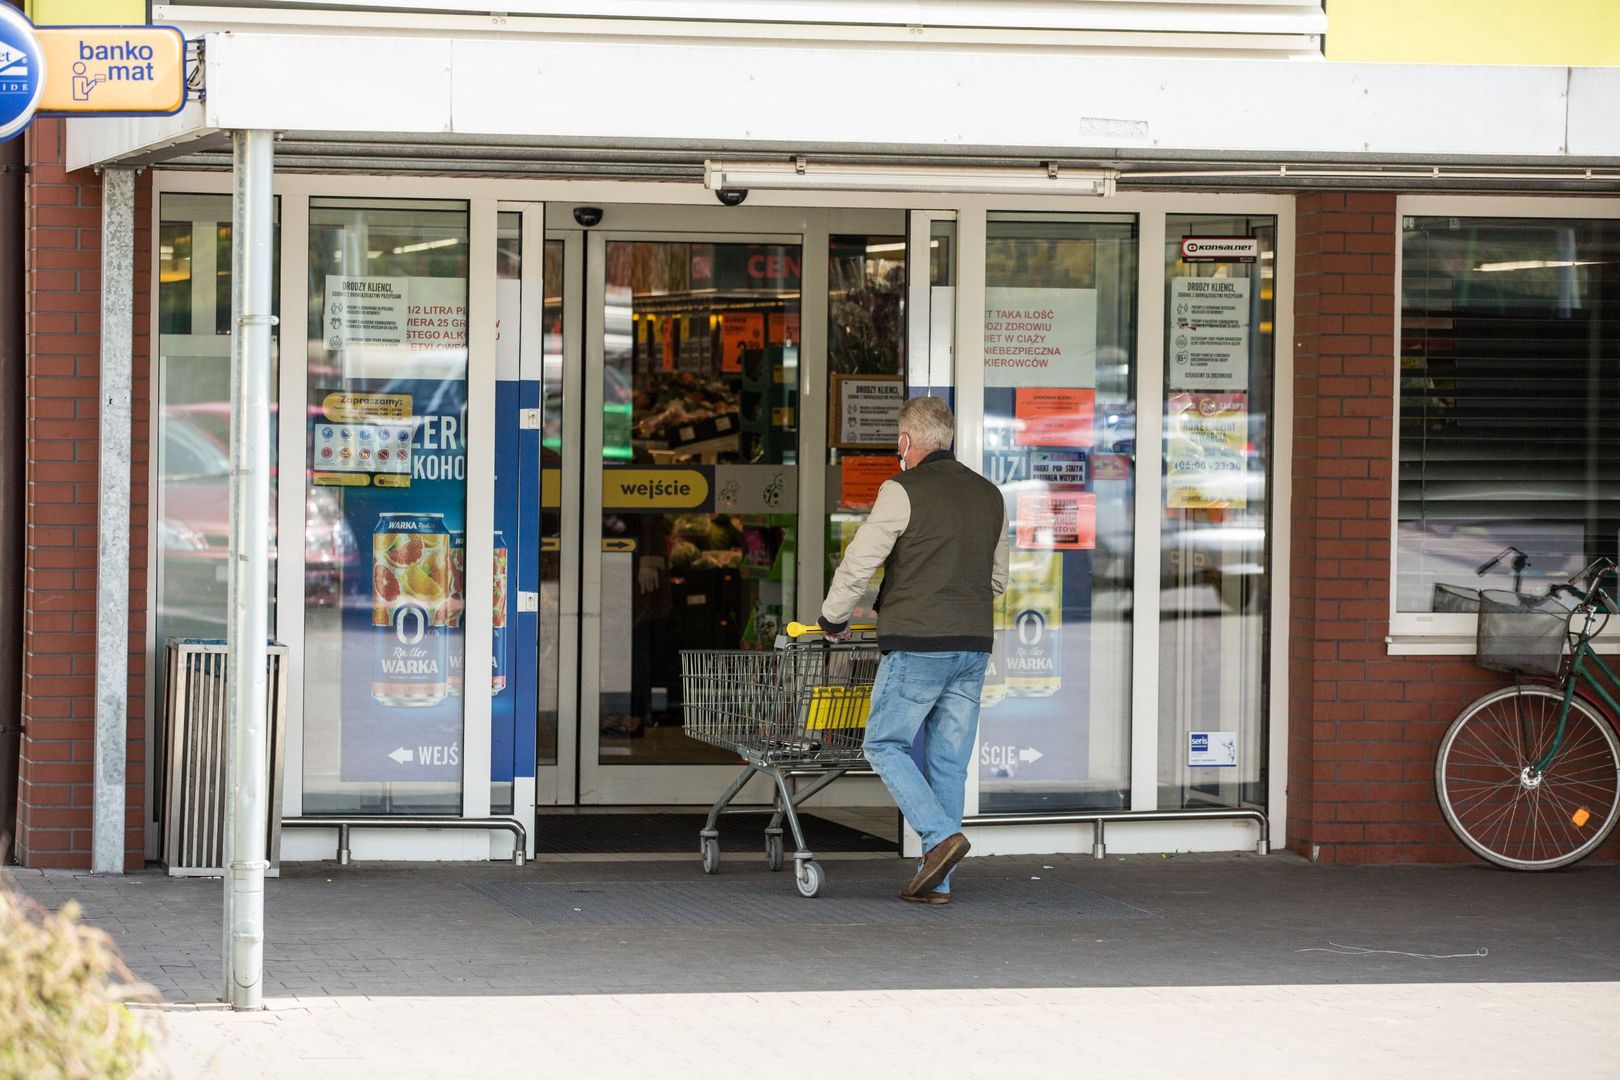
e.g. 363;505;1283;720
0;6;45;139
0;8;185;139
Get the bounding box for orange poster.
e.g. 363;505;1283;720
721;313;766;373
769;311;802;345
839;455;901;510
1016;491;1096;550
660;317;676;372
1015;387;1094;448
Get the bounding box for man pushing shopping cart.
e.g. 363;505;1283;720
681;396;1006;900
817;396;1008;904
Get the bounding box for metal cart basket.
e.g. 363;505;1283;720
680;633;880;897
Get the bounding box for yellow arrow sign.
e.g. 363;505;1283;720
36;26;185;115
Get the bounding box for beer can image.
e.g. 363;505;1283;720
491;531;509;696
980;590;1008;709
1006;550;1063;698
372;512;451;707
446;530;466;697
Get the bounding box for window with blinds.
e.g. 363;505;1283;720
1397;216;1620;613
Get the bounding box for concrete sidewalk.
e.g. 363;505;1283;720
8;852;1620;1078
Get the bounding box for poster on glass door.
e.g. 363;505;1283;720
325;275;476;784
979;286;1102;801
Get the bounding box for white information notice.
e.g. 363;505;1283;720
1188;731;1238;768
1169;277;1250;391
324;276;408;351
983;287;1098;388
836;377;904;446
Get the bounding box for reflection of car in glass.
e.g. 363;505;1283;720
543;351;633;460
160;403;353;633
989;404;1269;614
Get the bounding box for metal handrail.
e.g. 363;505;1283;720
962;807;1269;859
283;816;528;867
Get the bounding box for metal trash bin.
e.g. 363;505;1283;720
161;639;288;877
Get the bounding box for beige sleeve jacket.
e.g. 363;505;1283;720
820;479;1010;628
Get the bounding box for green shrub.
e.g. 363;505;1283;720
0;879;162;1079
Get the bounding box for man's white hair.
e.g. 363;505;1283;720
898;396;955;452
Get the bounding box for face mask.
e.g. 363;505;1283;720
897;433;912;470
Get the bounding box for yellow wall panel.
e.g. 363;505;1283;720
1326;0;1620;66
25;0;147;28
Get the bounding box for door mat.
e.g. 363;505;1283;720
469;877;1159;926
536;812;893;854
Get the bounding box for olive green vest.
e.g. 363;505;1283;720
875;452;1006;653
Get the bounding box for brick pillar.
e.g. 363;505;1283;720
14;119;151;870
1287;193;1508;863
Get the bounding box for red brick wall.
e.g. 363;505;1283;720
14;119;150;870
1284;192;1593;863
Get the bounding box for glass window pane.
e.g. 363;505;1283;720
302;199;469;814
1398;217;1620;611
978;212;1137;814
153;193;279;818
1158;215;1276;810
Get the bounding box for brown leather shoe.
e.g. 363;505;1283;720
902;833;970;898
900;890;950;905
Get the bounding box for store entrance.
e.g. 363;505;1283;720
535;205;913;811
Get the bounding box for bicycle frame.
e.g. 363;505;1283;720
1545;632;1620;774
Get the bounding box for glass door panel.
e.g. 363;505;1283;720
825;233;906;621
977;212;1138;814
593;238;802;773
302;198;470;814
1158;214;1276;809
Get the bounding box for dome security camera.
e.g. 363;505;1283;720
715;188;749;207
572;206;604;228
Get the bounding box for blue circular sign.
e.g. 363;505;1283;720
0;8;43;142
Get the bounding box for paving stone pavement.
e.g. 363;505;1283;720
8;852;1620;1077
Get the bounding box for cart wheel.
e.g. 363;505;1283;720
794;860;823;898
701;837;720;875
766;834;784;872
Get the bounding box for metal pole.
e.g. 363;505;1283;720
91;166;135;876
0;71;25;854
225;130;275;1010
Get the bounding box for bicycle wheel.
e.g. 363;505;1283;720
1436;685;1620;870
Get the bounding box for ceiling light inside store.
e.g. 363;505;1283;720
706;160;1117;197
1475;259;1602;272
391;237;462;255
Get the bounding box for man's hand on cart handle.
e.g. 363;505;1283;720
785;618;874;642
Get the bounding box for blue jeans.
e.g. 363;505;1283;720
863;650;988;894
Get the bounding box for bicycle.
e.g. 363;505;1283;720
1436;557;1620;870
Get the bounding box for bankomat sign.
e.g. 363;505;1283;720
0;5;184;139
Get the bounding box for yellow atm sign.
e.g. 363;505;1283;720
36;27;184;115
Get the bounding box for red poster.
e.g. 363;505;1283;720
1015;387;1094;447
839;455;901;510
660;317;676;372
1016;491;1096;550
769;311;802;345
721;312;765;373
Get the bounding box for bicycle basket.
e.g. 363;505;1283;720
1431;583;1481;613
1475;590;1572;677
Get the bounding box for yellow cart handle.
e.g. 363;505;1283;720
786;621;877;639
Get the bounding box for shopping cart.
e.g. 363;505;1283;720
680;622;880;897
